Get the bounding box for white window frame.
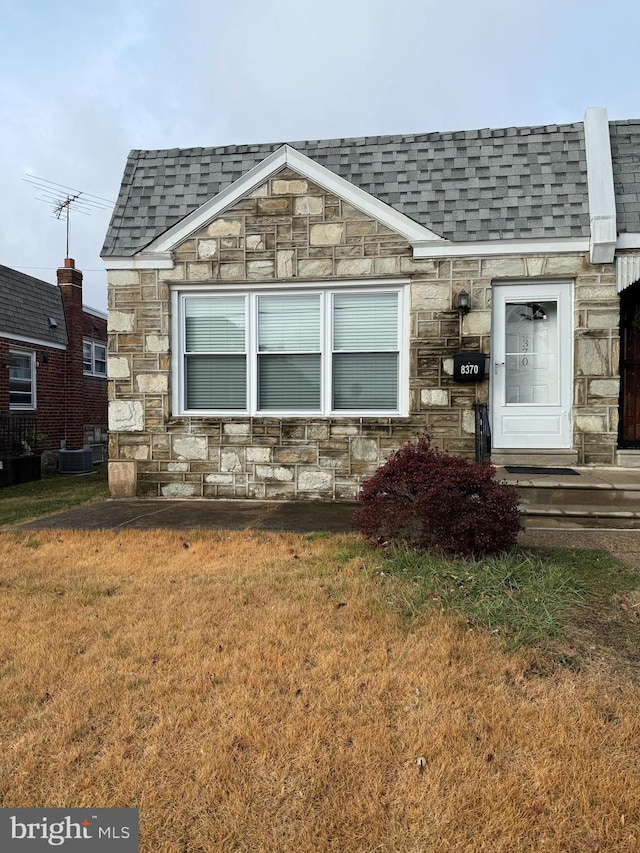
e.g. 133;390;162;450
83;340;107;377
172;279;410;417
9;348;36;411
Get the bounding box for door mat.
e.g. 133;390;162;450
504;466;579;476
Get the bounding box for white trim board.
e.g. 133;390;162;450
83;305;107;320
0;331;66;350
616;234;640;249
106;236;593;274
169;276;410;294
103;254;174;271
413;237;589;259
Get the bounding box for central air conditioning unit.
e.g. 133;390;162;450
58;448;94;474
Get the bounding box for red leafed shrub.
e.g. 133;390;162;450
352;434;521;558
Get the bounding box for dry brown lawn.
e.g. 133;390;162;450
0;529;638;852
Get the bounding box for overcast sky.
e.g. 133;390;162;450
1;0;639;310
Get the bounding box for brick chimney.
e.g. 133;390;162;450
57;258;84;449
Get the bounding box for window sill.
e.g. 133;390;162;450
173;411;408;420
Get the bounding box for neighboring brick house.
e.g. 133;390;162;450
102;108;640;500
0;261;108;463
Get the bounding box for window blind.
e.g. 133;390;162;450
332;292;399;409
258;354;321;410
186;355;246;410
333;353;398;410
257;295;321;409
258;295;320;351
185;297;245;352
333;292;398;351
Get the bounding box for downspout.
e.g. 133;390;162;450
584;107;617;264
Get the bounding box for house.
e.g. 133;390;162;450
102;107;640;500
0;261;108;478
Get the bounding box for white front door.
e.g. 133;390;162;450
491;282;573;449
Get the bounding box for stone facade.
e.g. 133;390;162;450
107;167;620;499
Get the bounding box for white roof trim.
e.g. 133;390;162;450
584;107;617;264
140;144;444;255
0;331;66;350
413;236;589;259
103;253;174;270
106;237;592;269
83;304;107;320
616;233;640;249
616;254;640;293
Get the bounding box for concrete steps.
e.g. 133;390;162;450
495;467;640;529
520;506;640;529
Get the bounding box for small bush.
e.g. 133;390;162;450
352;434;521;558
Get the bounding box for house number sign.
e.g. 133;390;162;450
452;353;486;383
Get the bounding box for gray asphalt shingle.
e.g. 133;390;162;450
0;266;68;348
610;120;640;234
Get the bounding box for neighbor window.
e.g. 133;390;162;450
175;285;406;416
83;341;107;376
9;349;36;410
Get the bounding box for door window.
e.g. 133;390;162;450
505;301;558;405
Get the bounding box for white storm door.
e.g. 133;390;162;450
492;282;572;449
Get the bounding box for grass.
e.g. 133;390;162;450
375;544;636;652
0;529;638;852
0;464;108;526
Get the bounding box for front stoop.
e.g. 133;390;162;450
616;450;640;468
491;449;580;468
496;467;640;529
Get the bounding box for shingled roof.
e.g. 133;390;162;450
102;121;592;258
610;120;640;234
0;265;68;348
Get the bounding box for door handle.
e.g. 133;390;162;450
494;361;504;375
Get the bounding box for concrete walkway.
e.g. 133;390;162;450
16;498;360;534
14;496;640;569
518;528;640;570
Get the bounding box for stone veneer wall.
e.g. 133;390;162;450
107;166;619;500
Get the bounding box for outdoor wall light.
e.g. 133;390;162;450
456;289;471;315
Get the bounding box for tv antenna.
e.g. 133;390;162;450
23;175;115;258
